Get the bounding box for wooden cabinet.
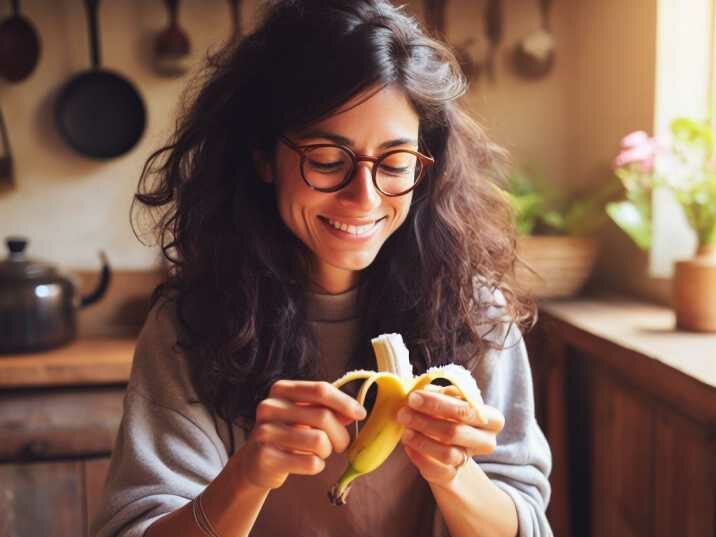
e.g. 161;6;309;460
0;386;125;537
526;301;716;537
653;404;714;537
590;370;653;537
0;338;133;537
0;457;112;537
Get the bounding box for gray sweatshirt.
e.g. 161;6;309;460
90;285;553;537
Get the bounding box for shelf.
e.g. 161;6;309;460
0;338;135;388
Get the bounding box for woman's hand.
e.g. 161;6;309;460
397;385;505;488
235;380;367;491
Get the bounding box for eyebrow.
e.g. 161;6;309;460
295;129;419;150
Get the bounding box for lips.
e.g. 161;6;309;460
318;215;386;227
317;215;387;238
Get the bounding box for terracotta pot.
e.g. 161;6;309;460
673;245;716;332
515;235;599;299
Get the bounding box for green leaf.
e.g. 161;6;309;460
671;117;714;158
606;201;652;250
541;211;565;231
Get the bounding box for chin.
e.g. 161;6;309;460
327;251;379;272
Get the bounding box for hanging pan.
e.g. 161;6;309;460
0;0;41;82
55;0;146;159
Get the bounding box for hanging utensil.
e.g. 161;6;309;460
153;0;191;77
55;0;146;159
423;0;447;37
228;0;242;40
512;0;555;80
483;0;502;83
423;0;479;83
0;106;13;191
0;0;41;82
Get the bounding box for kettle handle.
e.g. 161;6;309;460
80;251;111;308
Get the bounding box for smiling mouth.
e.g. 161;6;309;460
318;215;387;236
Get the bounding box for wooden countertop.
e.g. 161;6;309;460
540;293;716;390
0;338;135;388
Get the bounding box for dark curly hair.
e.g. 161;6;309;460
131;0;536;431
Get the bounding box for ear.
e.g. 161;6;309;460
252;149;273;184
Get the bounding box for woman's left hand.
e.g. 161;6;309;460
397;385;505;488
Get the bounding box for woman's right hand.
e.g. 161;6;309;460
235;379;367;491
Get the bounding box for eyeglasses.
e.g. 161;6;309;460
278;135;435;196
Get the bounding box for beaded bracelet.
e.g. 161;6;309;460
192;492;222;537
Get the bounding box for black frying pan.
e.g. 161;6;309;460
55;0;146;159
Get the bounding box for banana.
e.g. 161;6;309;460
327;333;486;506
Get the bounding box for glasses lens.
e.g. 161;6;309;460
376;152;422;195
302;146;353;190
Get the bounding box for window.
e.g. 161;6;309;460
650;0;713;277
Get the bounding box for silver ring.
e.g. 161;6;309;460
457;448;470;470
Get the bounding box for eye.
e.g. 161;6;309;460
378;153;417;176
308;159;344;171
305;147;351;174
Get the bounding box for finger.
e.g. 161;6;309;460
402;443;457;485
258;443;326;477
256;398;352;453
407;389;500;429
401;428;466;467
270;379;367;421
253;422;334;458
396;406;471;446
397;405;499;455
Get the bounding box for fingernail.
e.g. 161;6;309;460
408;392;423;408
402;429;414;441
355;406;367;419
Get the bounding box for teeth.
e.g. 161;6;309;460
326;218;379;236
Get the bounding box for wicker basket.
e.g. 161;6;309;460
515;235;599;299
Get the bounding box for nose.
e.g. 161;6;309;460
338;161;382;210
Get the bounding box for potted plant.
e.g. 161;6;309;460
610;118;716;332
506;167;619;299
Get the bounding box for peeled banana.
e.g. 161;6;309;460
328;333;486;505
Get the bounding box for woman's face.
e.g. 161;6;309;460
261;85;420;294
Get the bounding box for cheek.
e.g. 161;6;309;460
390;198;413;230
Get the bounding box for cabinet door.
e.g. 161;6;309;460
0;457;113;537
591;371;654;537
525;322;571;537
653;409;714;537
84;457;112;534
0;461;84;537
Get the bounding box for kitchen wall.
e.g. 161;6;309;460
0;0;243;270
0;0;663;332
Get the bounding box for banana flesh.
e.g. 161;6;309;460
327;333;486;505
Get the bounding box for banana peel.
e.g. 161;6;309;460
328;333;486;505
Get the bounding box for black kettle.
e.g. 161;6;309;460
0;236;111;354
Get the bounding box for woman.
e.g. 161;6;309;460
91;1;552;536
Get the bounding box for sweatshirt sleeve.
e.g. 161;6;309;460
474;322;553;537
433;286;553;537
90;302;230;537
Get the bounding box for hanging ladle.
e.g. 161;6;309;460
228;0;242;41
512;0;555;80
153;0;191;77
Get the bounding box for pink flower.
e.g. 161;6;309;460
613;146;655;172
613;131;671;172
620;130;650;149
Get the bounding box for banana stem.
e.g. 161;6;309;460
327;465;362;506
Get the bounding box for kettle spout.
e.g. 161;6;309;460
80;251;112;308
